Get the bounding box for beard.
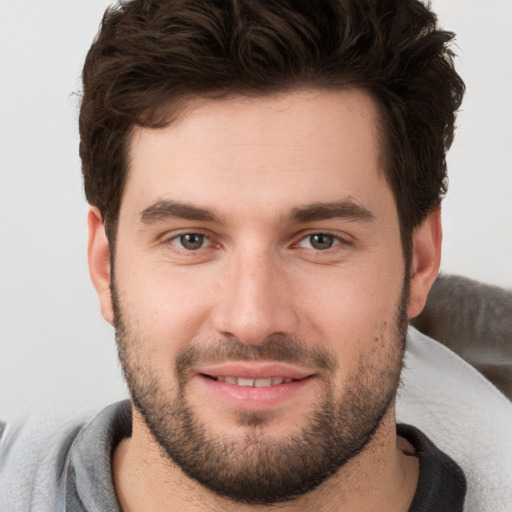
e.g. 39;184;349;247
112;278;409;505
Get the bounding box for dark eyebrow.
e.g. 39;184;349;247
139;200;222;224
139;199;374;226
288;201;375;224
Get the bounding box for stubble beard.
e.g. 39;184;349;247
112;279;409;505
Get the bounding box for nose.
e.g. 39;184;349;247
211;248;299;346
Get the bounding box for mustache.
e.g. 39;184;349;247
175;334;337;374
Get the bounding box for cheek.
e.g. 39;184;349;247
115;258;217;356
297;261;402;324
293;264;404;361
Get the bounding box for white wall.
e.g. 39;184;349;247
432;1;512;286
1;0;511;420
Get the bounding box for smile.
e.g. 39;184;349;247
196;368;314;411
212;376;295;387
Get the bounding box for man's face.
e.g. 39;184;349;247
110;89;409;503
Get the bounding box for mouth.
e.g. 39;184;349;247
194;363;315;410
205;375;295;387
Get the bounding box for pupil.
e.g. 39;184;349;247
181;234;203;250
311;234;333;250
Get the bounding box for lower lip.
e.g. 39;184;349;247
196;374;314;410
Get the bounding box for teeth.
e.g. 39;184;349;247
215;376;294;387
254;378;272;387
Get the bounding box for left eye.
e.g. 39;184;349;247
171;233;210;251
297;233;340;250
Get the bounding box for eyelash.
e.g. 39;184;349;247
295;233;344;251
165;230;214;252
162;230;350;255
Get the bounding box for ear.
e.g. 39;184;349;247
88;206;114;325
407;206;442;319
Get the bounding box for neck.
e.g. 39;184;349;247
113;404;418;512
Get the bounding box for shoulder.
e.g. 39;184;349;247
398;327;512;511
0;405;98;512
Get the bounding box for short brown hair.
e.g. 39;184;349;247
80;0;465;256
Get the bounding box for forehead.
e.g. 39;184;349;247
123;89;390;222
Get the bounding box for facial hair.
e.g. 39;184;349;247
112;278;409;505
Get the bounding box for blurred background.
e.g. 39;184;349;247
1;0;511;420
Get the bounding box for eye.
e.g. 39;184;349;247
171;233;210;251
298;233;340;251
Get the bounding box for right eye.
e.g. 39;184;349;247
298;233;339;251
296;233;344;251
170;233;211;251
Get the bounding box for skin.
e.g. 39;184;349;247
88;89;442;511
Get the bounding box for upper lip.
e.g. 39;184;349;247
196;362;314;380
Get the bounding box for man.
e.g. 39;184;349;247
0;0;511;510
